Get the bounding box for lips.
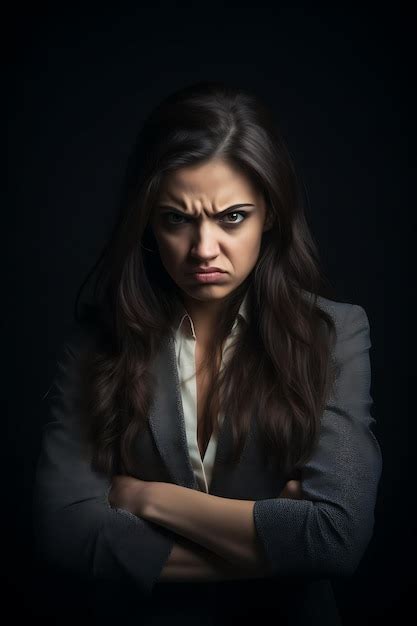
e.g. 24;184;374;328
190;270;228;283
189;268;226;274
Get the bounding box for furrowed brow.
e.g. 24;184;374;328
157;203;255;216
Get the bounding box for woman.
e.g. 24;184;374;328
32;81;383;625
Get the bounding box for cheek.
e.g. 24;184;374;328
238;230;263;258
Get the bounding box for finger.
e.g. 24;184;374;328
286;480;303;498
280;480;303;499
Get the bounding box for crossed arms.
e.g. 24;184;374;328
108;474;302;582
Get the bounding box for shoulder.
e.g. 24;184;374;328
312;295;372;373
302;292;369;334
300;291;371;355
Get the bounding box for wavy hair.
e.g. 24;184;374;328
73;80;340;480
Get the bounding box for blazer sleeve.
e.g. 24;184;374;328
252;304;383;578
32;326;176;596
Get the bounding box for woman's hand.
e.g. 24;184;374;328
279;479;303;499
108;475;152;517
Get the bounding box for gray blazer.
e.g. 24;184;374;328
32;296;383;625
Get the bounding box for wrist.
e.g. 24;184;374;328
140;480;165;520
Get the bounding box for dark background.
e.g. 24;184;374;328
7;3;414;624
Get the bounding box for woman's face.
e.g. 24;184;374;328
150;157;272;305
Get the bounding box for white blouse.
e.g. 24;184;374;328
172;292;249;493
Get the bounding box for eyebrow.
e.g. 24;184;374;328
157;203;255;216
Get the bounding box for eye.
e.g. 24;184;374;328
222;211;247;225
163;211;248;227
165;213;187;225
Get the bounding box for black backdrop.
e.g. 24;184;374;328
7;3;414;624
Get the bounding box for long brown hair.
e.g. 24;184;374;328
73;80;340;479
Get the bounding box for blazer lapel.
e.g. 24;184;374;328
147;332;241;493
147;332;200;490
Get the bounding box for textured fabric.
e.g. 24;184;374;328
172;292;249;492
32;292;382;625
32;332;176;597
253;303;383;578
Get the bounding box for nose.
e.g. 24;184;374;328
189;223;221;260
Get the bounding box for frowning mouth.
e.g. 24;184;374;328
189;271;228;283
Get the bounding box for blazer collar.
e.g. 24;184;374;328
171;290;250;340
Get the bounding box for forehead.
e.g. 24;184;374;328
159;158;259;202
